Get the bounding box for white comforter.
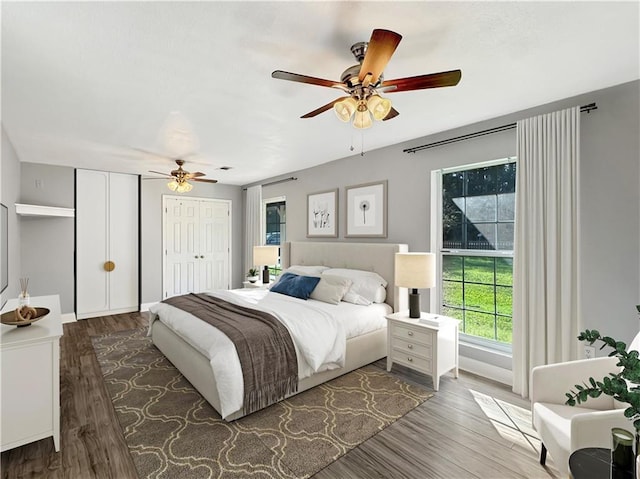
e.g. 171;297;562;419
148;289;347;419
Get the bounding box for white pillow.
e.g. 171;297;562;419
285;265;329;276
342;291;372;306
323;268;388;304
310;275;353;305
270;265;327;289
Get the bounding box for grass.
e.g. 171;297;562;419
442;255;513;344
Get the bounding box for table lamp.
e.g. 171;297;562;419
253;245;279;284
395;252;436;318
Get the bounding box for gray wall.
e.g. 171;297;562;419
252;80;640;350
141;178;244;304
19;163;75;313
1;125;22;307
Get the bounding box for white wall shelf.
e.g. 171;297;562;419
15;203;75;218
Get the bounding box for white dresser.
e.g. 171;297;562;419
1;295;63;452
386;311;460;391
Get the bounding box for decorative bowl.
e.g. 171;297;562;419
1;307;50;327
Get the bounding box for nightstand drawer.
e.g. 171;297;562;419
391;324;433;346
391;350;432;373
392;339;431;358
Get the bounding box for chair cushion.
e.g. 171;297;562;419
533;402;601;472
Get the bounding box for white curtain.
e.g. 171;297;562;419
245;185;263;274
512;106;581;398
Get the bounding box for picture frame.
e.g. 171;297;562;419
345;180;388;238
307;188;338;238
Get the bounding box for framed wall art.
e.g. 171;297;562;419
345;180;387;238
307;188;338;238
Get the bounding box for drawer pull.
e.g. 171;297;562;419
408;331;414;337
407;344;413;349
407;357;413;362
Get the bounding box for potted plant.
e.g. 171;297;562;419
246;268;260;283
564;307;640;474
565;329;640;433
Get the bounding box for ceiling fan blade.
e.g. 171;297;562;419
272;70;343;89
381;69;462;93
148;170;173;177
192;178;218;184
358;29;402;85
383;107;400;121
185;172;205;179
301;97;350;119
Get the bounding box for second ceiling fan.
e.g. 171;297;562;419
272;29;462;129
149;159;217;193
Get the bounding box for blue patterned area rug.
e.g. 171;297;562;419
92;328;431;479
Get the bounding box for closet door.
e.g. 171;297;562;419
108;173;139;311
164;197;200;297
163;197;231;298
76;169;139;319
76;170;109;316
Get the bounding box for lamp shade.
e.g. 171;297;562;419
253;245;278;266
395;253;436;289
367;94;392;121
334;97;357;122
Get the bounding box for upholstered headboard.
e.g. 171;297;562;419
281;241;409;312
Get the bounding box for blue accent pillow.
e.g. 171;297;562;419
270;272;321;300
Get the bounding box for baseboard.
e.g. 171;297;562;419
61;312;77;324
459;355;513;386
140;302;158;312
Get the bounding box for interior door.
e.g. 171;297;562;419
163;197;231;298
199;200;230;291
164;198;200;297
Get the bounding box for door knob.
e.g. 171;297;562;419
194;256;198;259
104;261;115;272
200;255;204;258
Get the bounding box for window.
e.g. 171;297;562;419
437;159;516;349
264;197;286;276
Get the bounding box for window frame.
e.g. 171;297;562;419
263;196;286;275
431;157;516;354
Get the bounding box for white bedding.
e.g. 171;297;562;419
148;289;390;418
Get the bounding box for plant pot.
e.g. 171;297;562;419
247;276;260;283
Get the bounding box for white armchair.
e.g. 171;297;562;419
531;332;640;474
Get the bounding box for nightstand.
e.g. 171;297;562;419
242;281;271;289
385;311;460;391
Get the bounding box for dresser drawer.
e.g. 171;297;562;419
392;338;431;359
391;349;432;373
391;323;433;346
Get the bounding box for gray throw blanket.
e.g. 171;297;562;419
163;293;298;416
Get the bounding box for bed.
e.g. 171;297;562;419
149;241;409;421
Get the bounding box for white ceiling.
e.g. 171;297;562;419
2;1;638;186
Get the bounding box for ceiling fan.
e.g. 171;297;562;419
272;29;462;129
149;159;218;193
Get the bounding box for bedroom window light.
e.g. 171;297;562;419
264;196;286;277
433;159;516;352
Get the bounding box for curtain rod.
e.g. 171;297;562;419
243;176;298;191
403;102;598;154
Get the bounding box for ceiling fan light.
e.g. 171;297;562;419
352;110;372;129
334;97;357;122
176;181;193;193
167;180;179;191
367;95;392;121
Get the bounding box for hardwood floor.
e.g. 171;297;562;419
1;312;560;479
